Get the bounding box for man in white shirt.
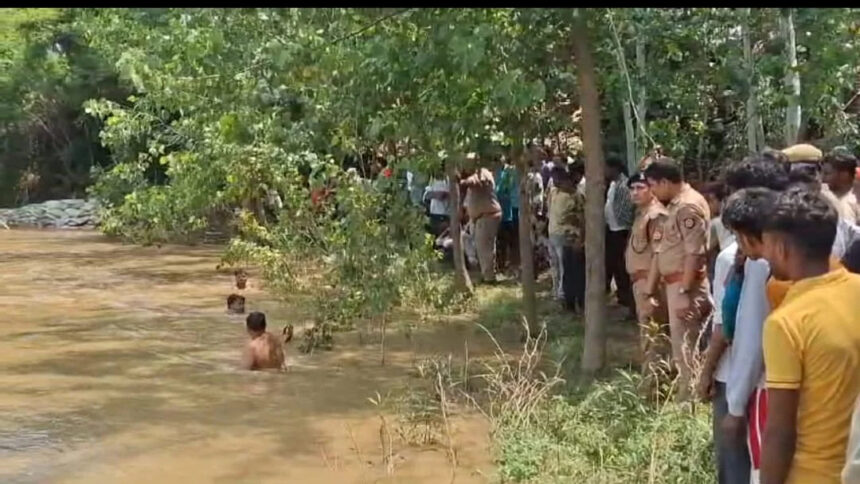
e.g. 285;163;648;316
707;240;752;484
700;155;791;484
703;183;736;250
423;177;450;237
406;170;427;209
720;188;779;484
702;182;736;285
539;146;555;184
604;155;635;311
822;150;860;225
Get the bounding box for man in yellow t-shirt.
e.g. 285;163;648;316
760;187;860;484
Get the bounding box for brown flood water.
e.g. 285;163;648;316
0;229;496;483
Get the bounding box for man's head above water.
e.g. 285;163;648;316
234;269;248;289
246;311;267;336
227;294;245;314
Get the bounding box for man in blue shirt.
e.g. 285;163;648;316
496;157;520;276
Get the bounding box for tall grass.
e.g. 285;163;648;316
464;286;715;484
383;282;716;483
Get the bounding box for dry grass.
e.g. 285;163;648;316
473;319;564;430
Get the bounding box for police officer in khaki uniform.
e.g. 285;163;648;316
643;157;713;401
780;143;860;260
625;172;669;371
782;143;823;184
782;143;858;221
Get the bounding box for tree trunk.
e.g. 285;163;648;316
696;106;709;180
516;142;538;335
635;29;648;160
254;195;268;227
696;139;706;182
447;161;473;294
380;315;387;366
742;8;762;153
782;8;801;145
622;97;636;173
572;11;608;375
611;24;637;174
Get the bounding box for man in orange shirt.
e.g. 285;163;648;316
760;188;860;483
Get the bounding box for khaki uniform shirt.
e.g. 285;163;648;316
626;199;667;280
654;183;711;278
463;168;501;220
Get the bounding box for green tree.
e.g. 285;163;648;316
0;8;124;205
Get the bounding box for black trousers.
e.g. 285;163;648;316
496;217;520;273
605;228;634;308
427;213;448;237
562;245;586;312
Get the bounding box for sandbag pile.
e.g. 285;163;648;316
0;199;100;229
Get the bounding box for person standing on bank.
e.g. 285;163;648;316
702;182;735;285
423;168;450;237
495;156;520;276
605;155;636;313
625;172;668;372
547;162;586;311
460;164;502;284
822;149;860;225
780;143;860;260
643;157;713;401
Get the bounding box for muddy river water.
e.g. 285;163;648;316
0;229;495;483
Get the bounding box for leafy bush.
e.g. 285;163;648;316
494;371;714;484
220;164;460;334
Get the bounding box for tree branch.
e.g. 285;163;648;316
606;10;657;149
177;9;416;83
329;8;415;45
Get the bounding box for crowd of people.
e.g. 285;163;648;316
686;144;860;484
419;149;634;316
409;143;860;484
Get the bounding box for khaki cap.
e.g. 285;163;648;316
781;144;823;163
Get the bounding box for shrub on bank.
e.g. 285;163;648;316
494;371;714;484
